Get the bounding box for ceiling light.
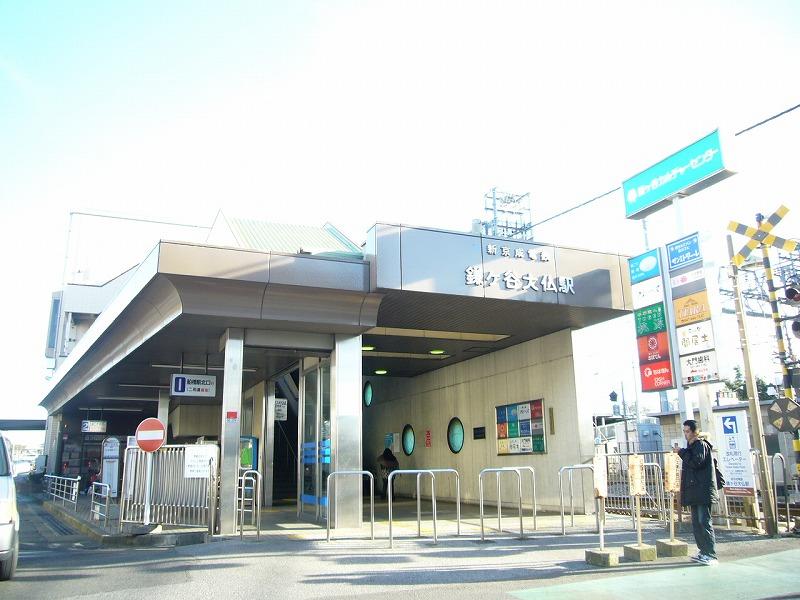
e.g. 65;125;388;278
374;369;388;375
429;349;445;355
361;345;375;351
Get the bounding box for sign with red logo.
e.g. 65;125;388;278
135;418;166;453
425;430;431;448
636;332;671;363
639;360;675;392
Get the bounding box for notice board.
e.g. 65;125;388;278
496;399;546;455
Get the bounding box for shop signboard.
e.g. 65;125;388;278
631;277;664;310
639;360;675;392
673;290;711;326
628;249;661;285
637;331;671;363
713;409;755;496
623;130;727;219
676;320;716;356
81;420;107;433
171;374;216;398
634;303;667;336
496;399;545;455
680;350;720;385
667;233;702;272
670;267;706;299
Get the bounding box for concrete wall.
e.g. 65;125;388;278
362;329;595;512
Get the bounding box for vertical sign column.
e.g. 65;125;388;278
629;250;676;393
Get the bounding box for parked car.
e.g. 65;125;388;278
0;432;19;580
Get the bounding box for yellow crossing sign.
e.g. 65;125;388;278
728;204;798;267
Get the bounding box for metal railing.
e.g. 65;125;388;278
478;467;536;541
605;451;669;522
771;453;792;534
326;470;375;542
90;482;112;528
559;464;599;535
119;446;219;533
387;469;437;548
44;474;80;511
238;469;262;540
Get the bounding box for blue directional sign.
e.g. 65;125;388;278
667;233;702;272
173;375;187;394
628;249;661;285
722;415;738;435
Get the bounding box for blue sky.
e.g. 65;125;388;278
1;1;799;432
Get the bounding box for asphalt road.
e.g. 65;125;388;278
3;476;798;600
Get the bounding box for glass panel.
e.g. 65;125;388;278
302;369;318;508
447;417;464;453
319;364;331;518
402;425;415;456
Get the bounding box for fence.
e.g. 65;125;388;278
90;482;112;528
119;445;218;532
44;474;80;510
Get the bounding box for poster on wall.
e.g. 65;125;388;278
496;399;545;455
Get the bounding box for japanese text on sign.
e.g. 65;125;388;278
465;266;574;294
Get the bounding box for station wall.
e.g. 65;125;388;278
362;329;595;512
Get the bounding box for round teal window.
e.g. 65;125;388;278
447;417;464;453
363;381;373;407
402;424;415;456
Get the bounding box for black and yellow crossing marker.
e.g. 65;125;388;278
728;204;797;402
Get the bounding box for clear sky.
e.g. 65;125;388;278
1;1;799;438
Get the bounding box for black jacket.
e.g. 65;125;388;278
678;438;719;506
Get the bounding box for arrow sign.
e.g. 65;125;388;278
722;416;738;434
768;398;800;433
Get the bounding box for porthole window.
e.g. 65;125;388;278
402;424;415;456
447;417;464;453
363;381;373;407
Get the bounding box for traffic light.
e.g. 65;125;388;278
785;280;799;304
792;318;800;340
609;391;618;402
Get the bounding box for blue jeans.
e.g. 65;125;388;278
690;504;716;558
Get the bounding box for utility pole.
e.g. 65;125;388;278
726;235;777;535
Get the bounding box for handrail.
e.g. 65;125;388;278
238;469;262;540
771;453;791;534
478;467;537;541
422;469;461;536
388;469;437;549
44;474;80;511
90;482;112;528
326;470;375;542
558;465;599;535
643;462;666;523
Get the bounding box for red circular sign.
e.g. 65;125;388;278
135;418;166;453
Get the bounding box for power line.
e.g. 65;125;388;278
734;103;800;136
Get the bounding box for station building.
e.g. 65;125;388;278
40;213;631;534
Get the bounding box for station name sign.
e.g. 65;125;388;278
171;374;217;397
465;242;575;295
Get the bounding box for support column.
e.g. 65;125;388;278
44;414;63;474
219;328;244;534
330;334;362;528
157;389;170;429
263;379;275;508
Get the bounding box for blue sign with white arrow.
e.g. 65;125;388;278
722;415;738;434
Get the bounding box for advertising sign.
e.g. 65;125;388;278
634;303;667;336
171;374;217;398
631;277;664;310
628;250;661;285
640;360;675;392
81;420;107;434
670;267;706;300
637;331;671;363
680;350;720;385
667;233;702;272
713;409;755;496
623;130;726;219
184;444;218;478
496;399;545;455
673;290;711;326
676;320;716;356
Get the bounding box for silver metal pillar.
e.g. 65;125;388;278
263;379;276;508
44;414;63;474
157;389;170;427
330;334;362;528
219;328;244;534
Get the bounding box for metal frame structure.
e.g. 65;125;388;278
558;465;599;535
44;474;80;511
90;482;112;528
326;470;375;542
771;453;792;533
478;467;537;541
387;469;437;548
238;469;262;540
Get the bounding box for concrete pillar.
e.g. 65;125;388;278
44;414;63;474
219;328;244;534
330;334;362;528
697;384;714;438
262;379;275;508
157;389;170;428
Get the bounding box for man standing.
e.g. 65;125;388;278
376;448;399;501
674;419;718;565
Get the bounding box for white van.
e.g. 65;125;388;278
0;432;19;580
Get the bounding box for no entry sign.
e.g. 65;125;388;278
135;418;166;453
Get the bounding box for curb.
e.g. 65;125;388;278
41;500;209;547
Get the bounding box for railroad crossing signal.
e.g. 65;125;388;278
728;204;798;267
768;397;800;432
